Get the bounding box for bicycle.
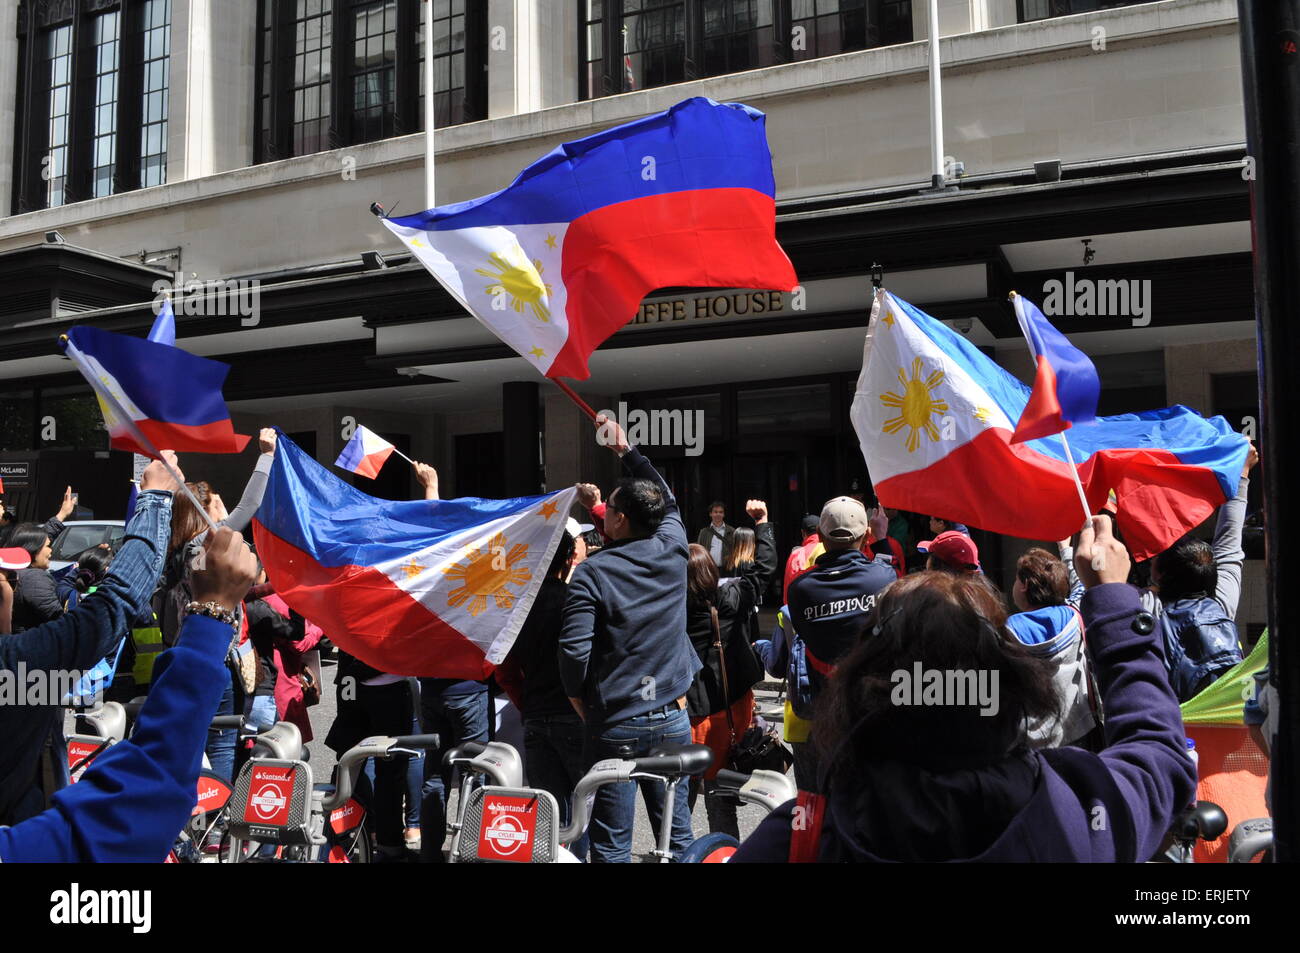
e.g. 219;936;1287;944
222;726;442;863
442;740;795;863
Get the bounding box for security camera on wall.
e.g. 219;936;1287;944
954;318;974;335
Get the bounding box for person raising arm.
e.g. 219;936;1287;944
0;527;259;862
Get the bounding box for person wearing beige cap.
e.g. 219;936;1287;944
784;495;898;791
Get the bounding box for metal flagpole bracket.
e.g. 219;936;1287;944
369;202;386;219
870;263;884;289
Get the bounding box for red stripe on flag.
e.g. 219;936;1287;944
1011;355;1068;444
252;522;492;679
875;428;1227;561
113;417;250;458
550;188;797;380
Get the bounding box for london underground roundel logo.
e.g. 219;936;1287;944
251;784;287;820
243;766;293;826
478;796;538;861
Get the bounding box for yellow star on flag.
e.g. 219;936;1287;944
883;311;896;327
408;236;427;249
529;346;546;359
537;500;559;520
402;558;427;579
544;234;557;250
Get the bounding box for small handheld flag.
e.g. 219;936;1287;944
335;426;399;479
148;296;176;346
1010;293;1100;444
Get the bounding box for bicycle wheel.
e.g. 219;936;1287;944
677;832;740;863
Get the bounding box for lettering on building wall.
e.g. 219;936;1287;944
631;290;785;326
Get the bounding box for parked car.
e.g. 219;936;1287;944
49;521;126;573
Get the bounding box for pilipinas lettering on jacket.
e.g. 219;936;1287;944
803;593;878;621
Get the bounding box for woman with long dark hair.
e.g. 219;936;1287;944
733;517;1197;862
158;428;278;783
58;546;114;611
685;501;776;838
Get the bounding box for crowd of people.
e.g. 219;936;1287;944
0;408;1269;864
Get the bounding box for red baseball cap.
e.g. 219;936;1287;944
917;530;980;571
0;547;31;571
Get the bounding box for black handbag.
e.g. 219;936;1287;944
712;607;793;776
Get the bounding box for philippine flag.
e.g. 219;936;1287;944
1011;292;1100;444
334;425;396;480
851;291;1249;560
61;326;250;458
382;97;798;380
253;433;578;678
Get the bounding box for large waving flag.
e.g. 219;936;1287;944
61;326;249;457
1011;292;1100;444
334;425;396;479
252;434;577;678
851;291;1248;560
382;97;797;380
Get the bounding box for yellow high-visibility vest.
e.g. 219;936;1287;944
131;615;165;687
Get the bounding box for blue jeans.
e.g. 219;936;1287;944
524;713;589;861
419;681;489;862
585;706;695;864
205;678;237;782
247;694;278;731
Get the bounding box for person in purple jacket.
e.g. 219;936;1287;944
732;515;1197;863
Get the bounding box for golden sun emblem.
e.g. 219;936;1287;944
880;358;950;453
443;532;532;617
476;244;553;322
973;406;992;424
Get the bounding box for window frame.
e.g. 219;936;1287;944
13;0;166;213
254;0;486;165
579;0;912;101
1016;0;1147;23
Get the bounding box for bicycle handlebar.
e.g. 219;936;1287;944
320;735;406;812
392;734;442;750
443;741;487;767
209;715;245;730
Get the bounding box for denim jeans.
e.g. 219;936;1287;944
585;706;695;864
419;681;489;862
524;712;589;861
205;678;237;783
247;694;278;731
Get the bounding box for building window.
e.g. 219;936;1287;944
1018;0;1146;22
139;0;171;188
90;10;121;199
45;25;74;208
294;0;334;155
351;0;397;143
256;0;485;165
14;1;173;213
581;0;912;99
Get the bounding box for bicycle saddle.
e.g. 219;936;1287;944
1172;800;1229;842
645;743;714;777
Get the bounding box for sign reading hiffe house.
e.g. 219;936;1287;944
631;290;787;326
